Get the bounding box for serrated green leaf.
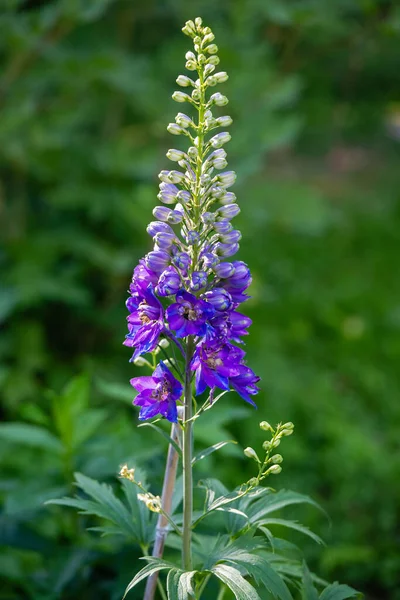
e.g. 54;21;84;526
192;440;237;464
260;519;324;545
212;563;261;600
227;553;293;600
247;490;325;524
319;582;361;600
123;558;174;598
0;422;63;453
167;569;181;600
178;571;197;599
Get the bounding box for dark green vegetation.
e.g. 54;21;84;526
1;1;399;599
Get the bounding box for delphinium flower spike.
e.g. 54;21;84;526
124;16;260;593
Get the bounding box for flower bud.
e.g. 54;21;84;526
195;17;203;29
133;357;147;367
202;252;219;268
201;211;215;224
167;209;184;225
210;132;231;148
158;182;178;204
220;229;242;244
176;190;191;204
185;51;196;61
145;250;170;273
154;232;177;249
167;123;185;135
214;71;229;83
216;116;233;127
214;262;235;278
192;88;201;101
244;447;260;462
204;288;233;311
175;113;194;128
267;465;282;475
157;266;181;296
147;221;173;237
153;206;172;222
213;157;228;170
159;170;185;184
173;252;191;271
215;242;239;258
176;75;193;87
280;428;294;437
219;191;236;205
213;219;232;234
283;422;294;430
210;186;225;199
204;63;215;77
210;92;228;106
203;32;215;44
186;230;200;245
247;477;258;487
182;20;196;37
166;148;186;162
185;60;197;71
190;271;208;291
206;44;218;54
262;440;271;451
188;146;198;160
270;454;283;464
205;76;217;87
218;203;240;220
260;421;273;432
172;91;191;103
217;170;236;187
207;55;220;66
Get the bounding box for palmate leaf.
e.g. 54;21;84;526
123;558;175;598
319;582;361;600
226;553;293;600
211;563;261;600
47;472;149;544
246;489;324;524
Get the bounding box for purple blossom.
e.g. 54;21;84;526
166;290;214;337
131;361;182;422
190;342;243;395
124;287;164;359
229;365;260;406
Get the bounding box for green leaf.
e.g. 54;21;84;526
319;582;361;600
123;558;174;598
0;422;62;452
260;519;325;545
212;563;261;600
178;571;197;599
227;553;293;600
138;422;182;457
167;569;181;600
247;490;325;524
302;563;319;600
192;440;237;464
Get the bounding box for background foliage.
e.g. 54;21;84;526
1;1;399;598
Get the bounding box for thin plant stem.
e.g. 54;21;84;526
182;337;194;571
217;584;226;600
143;424;181;600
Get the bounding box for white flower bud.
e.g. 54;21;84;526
133;357;147;367
176;75;193;87
283;421;294;430
205;76;217;87
182;20;196;37
203;32;215;44
204;64;215;77
210;92;228;106
267;464;282;475
210;132;231;148
244;447;260;462
195;17;203;29
270;454;283;464
207;55;220;66
206;44;218;54
172;91;191;103
260;421;273;432
185;60;197;71
280;428;294;437
216;116;233;127
159;338;170;349
214;71;229;83
185;51;196;61
175;113;194;128
167;123;185;135
166;149;186;162
192;89;201;101
198;53;206;65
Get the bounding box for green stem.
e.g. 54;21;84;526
182;337;194;571
217;585;226;600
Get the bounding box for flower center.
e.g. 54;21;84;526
152;381;170;402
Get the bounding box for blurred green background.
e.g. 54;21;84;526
1;0;400;598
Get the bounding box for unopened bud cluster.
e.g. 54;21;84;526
245;421;294;487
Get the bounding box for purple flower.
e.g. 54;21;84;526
209;310;252;344
123;287;164;358
220;260;252;302
214;262;235;278
130;261;158;292
203;289;233;312
190;271;208;292
131;361;182;422
173;252;191;272
166;290;214;337
157;266;181;297
190;342;242;395
145;250;171;273
218;204;240;220
158;182;179;204
229;365;260;406
147;221;174;238
214;242;239;258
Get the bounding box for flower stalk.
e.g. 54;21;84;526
182;337;194;570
